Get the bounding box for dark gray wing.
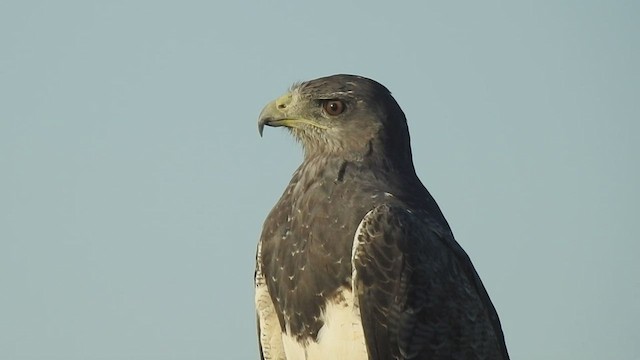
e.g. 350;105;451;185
352;204;509;360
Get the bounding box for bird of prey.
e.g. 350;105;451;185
255;74;509;360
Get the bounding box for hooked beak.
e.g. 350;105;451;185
257;92;328;137
258;93;292;137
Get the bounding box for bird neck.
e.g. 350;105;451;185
299;148;418;191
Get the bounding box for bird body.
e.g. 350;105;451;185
256;75;509;360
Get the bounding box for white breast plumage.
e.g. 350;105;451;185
255;216;372;360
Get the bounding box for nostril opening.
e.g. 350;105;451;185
277;103;286;109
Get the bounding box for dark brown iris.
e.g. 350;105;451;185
322;100;345;116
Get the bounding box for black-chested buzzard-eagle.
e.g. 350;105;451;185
255;74;509;360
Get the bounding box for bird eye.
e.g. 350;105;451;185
322;100;345;116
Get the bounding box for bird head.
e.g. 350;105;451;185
258;74;413;165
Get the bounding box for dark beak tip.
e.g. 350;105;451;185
257;116;266;137
258;116;274;138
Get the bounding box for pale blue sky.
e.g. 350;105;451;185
1;1;638;359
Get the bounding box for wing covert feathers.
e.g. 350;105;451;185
352;204;509;360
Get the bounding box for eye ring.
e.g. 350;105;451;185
322;100;346;116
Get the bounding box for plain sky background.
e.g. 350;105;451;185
1;1;638;359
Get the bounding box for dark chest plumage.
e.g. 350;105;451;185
258;158;382;341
